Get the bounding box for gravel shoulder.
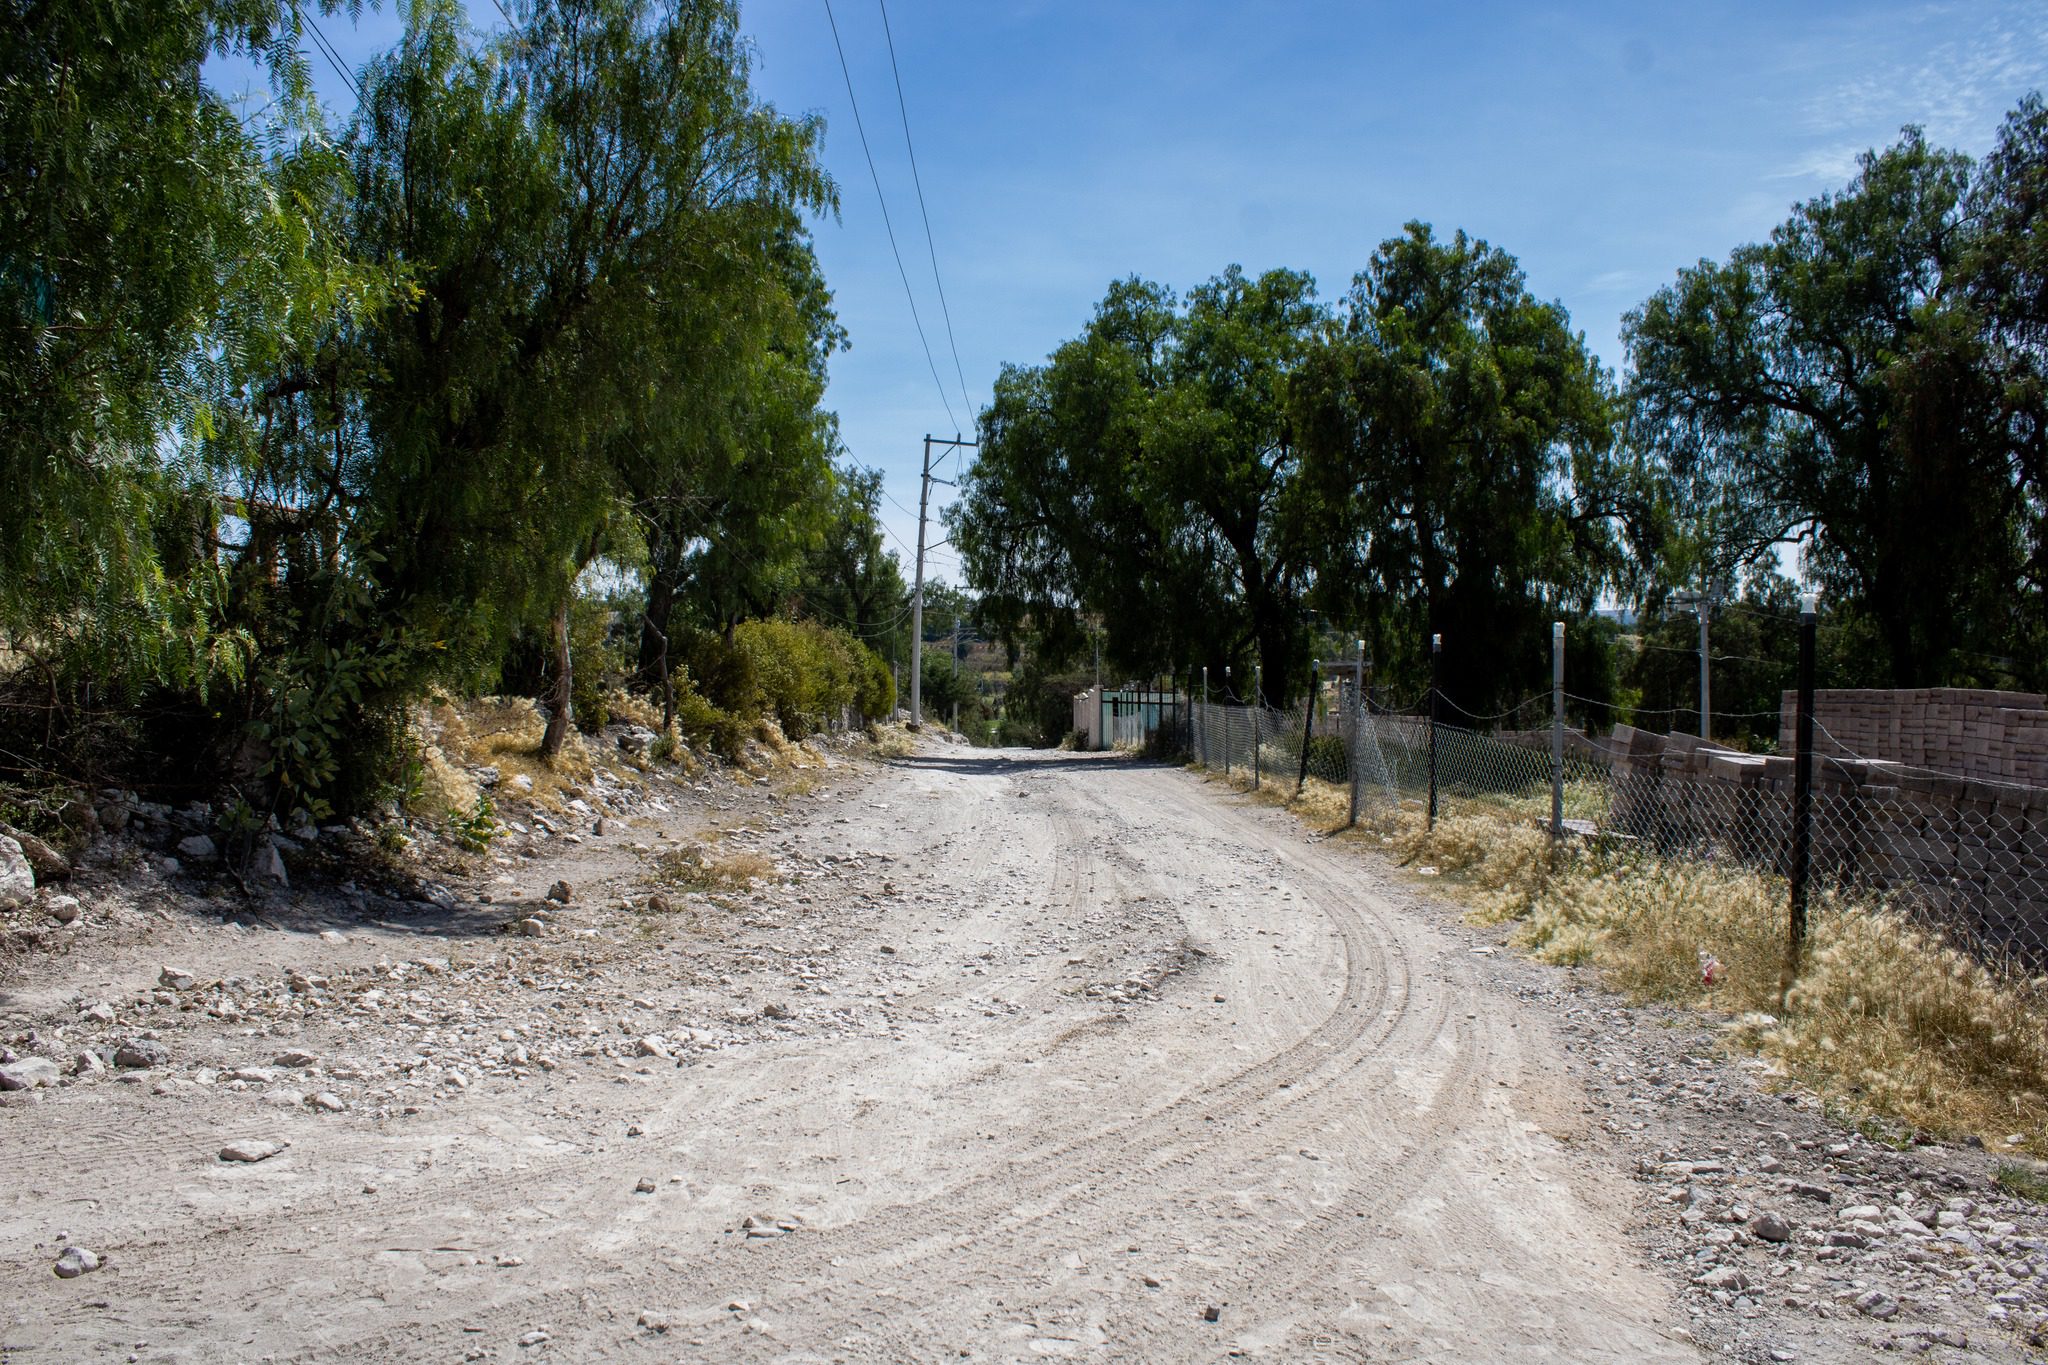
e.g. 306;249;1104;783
2;738;2045;1362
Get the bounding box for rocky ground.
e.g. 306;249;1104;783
0;728;2045;1361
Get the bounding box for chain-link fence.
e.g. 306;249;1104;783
1186;696;2048;968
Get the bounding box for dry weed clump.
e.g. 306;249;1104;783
652;843;774;893
870;724;916;760
443;696;593;807
1504;820;2048;1147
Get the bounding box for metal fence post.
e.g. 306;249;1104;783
1252;664;1262;790
1551;621;1565;841
1347;681;1362;829
1784;594;1818;1000
1427;632;1442;830
1200;667;1209;765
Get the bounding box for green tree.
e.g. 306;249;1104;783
0;0;379;702
318;0;832;765
951;267;1325;703
793;463;910;663
1290;224;1621;714
1625;126;2020;686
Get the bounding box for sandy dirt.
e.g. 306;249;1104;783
3;740;1706;1362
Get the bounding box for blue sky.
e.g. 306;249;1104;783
220;1;2048;588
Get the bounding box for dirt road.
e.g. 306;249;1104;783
3;743;1693;1362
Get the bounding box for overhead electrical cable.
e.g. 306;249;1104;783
820;0;961;435
294;3;362;103
875;0;974;426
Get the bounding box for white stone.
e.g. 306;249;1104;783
52;1247;100;1278
218;1139;286;1163
0;1057;62;1090
0;835;34;907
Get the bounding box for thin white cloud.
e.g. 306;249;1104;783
1798;1;2048;150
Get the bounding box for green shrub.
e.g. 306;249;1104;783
683;619;893;741
856;647;895;719
569;598;625;734
1304;734;1349;776
668;663;749;758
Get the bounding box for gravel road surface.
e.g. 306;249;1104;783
4;741;1719;1361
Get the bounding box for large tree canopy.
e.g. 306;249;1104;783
1291;223;1622;712
954;237;1621;714
1625;121;2031;685
1;0;853;805
951;267;1324;702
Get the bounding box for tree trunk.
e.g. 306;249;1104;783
540;599;573;761
637;566;678;682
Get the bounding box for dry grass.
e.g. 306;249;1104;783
870;724;917;760
1207;760;2048;1151
649;843;774;893
431;695;595;810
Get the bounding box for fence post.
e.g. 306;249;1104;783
1348;643;1364;828
1200;667;1209;766
1222;667;1231;780
1296;661;1318;794
1783;594;1818;1002
1252;663;1262;790
1551;621;1565;841
1427;632;1442;830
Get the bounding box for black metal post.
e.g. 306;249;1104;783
1427;632;1442;829
1784;596;1818;999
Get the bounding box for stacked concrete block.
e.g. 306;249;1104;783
1782;688;2048;786
1587;713;2048;958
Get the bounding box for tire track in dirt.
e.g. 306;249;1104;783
304;757;1438;1361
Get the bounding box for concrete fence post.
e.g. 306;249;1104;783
1551;621;1565;841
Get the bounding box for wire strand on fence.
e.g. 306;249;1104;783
1183;693;2048;972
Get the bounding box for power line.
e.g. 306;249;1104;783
875;0;974;425
820;0;961;435
294;3;363;104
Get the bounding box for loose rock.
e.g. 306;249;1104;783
0;1056;61;1090
52;1247;100;1279
1749;1210;1793;1243
0;835;35;907
112;1038;168;1069
219;1139;287;1163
